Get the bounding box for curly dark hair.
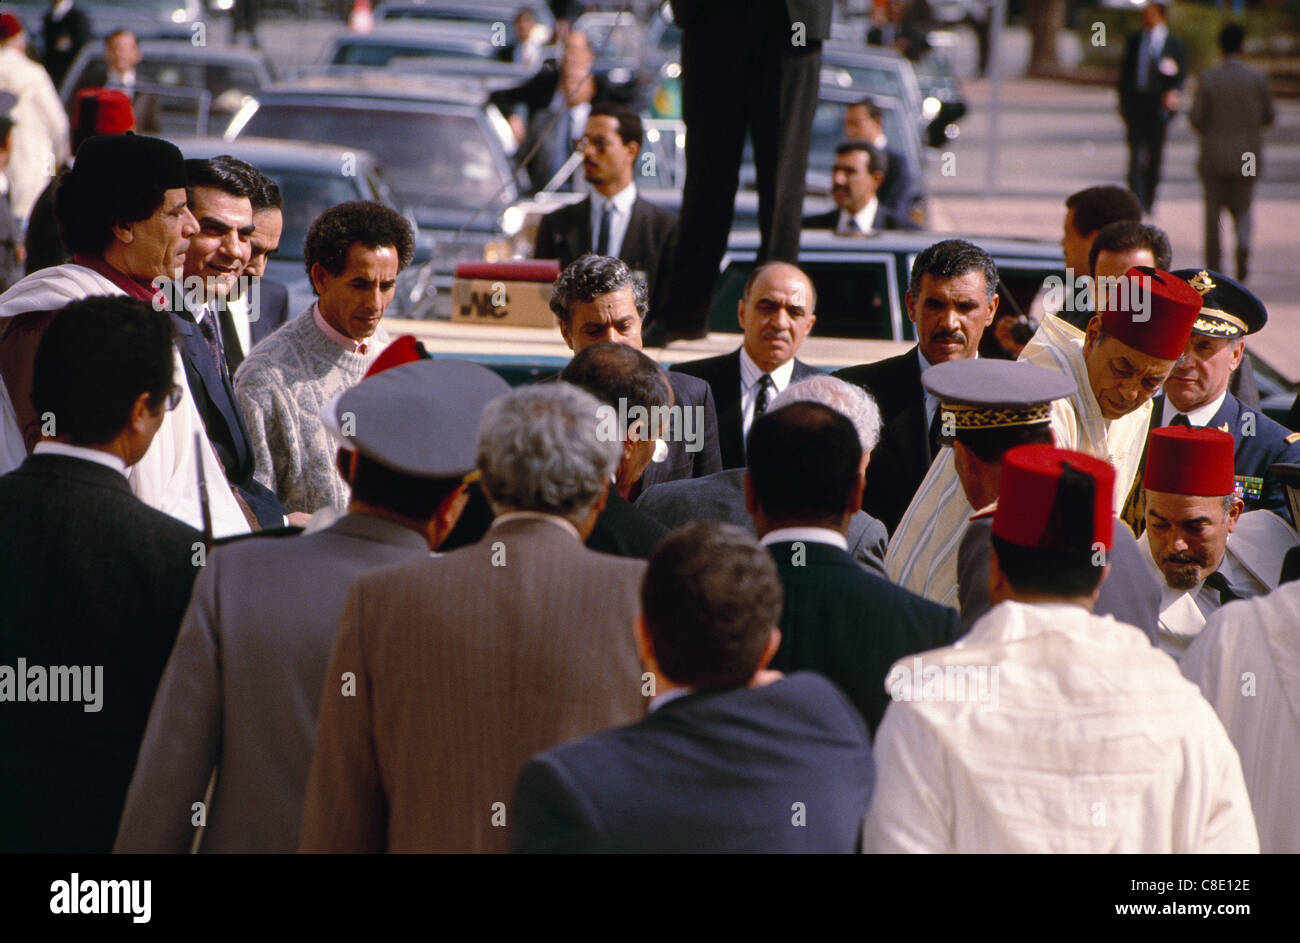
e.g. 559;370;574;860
549;254;648;324
303;201;414;289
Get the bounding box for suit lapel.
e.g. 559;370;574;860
174;311;252;469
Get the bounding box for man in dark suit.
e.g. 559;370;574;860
169;156;286;528
645;0;830;344
834;239;999;533
42;0;91;89
1190;22;1275;281
535;105;678;319
222;169;290;374
115;358;509;853
673;260;822;469
560;343;672;559
510;521;874;853
1118;1;1187;211
104;30;159;133
1123;270;1300;533
803;141;917;234
746;401;960;735
487;30;633;192
550;254;722;490
0;296;201;853
637;373;889;576
844;97;917;222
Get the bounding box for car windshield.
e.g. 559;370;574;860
331;42;483;67
808;99;913;170
261;169;366;261
825;60;906;100
241;103;507;211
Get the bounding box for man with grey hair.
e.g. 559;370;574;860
636;375;889;575
745;400;961;734
550;253;722;490
299;382;647;853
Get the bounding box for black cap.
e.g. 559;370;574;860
1174;269;1267;340
335;358;510;478
65;133;187;193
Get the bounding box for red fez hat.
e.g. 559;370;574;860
1143;425;1235;496
993;445;1115;552
1098;266;1203;361
363;334;429;378
73;88;136;137
0;13;22;41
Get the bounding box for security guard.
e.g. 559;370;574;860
1123;269;1300;533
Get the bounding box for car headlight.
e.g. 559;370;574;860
922;96;942;120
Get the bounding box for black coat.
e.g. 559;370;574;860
586;491;668;559
768;539;961;735
0;454;201;852
802;203;917;232
510;672;872;852
833;347;932;534
42;5;91;88
672;349;822;470
535;196;679;320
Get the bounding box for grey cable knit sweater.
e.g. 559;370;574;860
233;308;389;514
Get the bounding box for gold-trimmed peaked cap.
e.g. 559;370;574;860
921;359;1076;439
1173;268;1267;340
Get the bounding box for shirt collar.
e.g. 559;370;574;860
594;182;636;214
490;510;581;540
760;526;848;551
33;441;128;477
841;198;879;234
648;686;694;713
312;302;370;355
1161;390;1228;428
739;345;796;393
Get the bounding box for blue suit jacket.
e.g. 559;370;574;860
510;673;873;853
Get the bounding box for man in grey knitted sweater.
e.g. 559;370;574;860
234;201;414;514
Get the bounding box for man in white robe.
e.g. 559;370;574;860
887;266;1204;605
0;135;248;536
866;444;1258;853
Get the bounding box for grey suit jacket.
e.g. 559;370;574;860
635;467;889;577
298;516;647;853
114;513;430;854
957;516;1161;645
1190;59;1275;177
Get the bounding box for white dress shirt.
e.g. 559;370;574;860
836;198;879;235
589;182;637;259
739;346;795;441
33;441;127;477
760;526;848;552
1161;390;1227;428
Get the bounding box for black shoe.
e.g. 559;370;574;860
642;322;708;348
1236;250;1249;282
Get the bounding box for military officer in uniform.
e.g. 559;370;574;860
1122;269;1300;533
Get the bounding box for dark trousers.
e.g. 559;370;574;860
1202;171;1256;274
1124;99;1168;211
660;0;822;332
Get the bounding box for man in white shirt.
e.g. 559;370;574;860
803;141;916;234
866;443;1258;853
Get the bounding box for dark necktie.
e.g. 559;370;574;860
1170;413;1191;427
596;200;613;256
1203;571;1240;605
198;309;227;382
928;405;944;458
754;374;775;418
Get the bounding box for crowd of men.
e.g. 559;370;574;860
1;4;1299;856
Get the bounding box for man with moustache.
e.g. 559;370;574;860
0;134;248;535
802;141;916;234
1138;425;1290;659
1123;270;1299;535
672;261;822;471
834;239;999;534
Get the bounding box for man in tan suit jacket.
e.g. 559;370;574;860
299;382;647;853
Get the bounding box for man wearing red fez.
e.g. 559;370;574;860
1139;425;1295;658
0;133;252;537
1018;266;1202;513
866;444;1258;853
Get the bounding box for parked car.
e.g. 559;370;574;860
59;40;274;137
320;23;501;68
4;0;202;50
174;137;415;317
374;0;554;33
226;76;522;316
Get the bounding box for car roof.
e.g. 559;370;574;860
725;228;1063;262
251;76;490;107
171;136;379;172
324;22;495;47
132;39;273;67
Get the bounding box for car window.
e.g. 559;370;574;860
808;99;914;172
708;259;895;340
996;265;1060;322
261;170;366;261
331;42;480;66
242;103;507;212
